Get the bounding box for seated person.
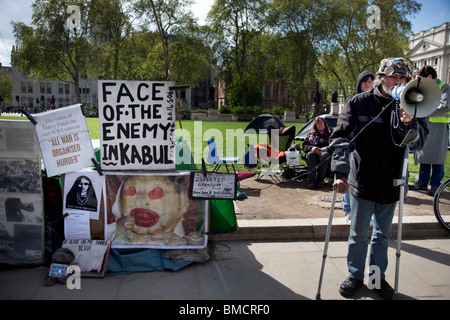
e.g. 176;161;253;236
302;117;331;189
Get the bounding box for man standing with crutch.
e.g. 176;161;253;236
328;57;429;299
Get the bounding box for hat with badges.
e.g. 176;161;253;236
377;57;411;80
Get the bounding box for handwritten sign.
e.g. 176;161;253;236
98;80;176;171
33;104;95;177
189;172;237;200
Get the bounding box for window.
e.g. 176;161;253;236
264;84;271;99
21;82;27;93
40;83;45;94
46;83;52;94
28;83;33;93
434;57;439;65
65;84;70;95
58;83;63;94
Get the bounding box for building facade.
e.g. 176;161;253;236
408;22;450;82
10;66;97;114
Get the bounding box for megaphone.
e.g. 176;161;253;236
391;77;441;118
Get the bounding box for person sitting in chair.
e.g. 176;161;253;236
302;117;331;189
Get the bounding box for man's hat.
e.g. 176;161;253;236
377;57;412;80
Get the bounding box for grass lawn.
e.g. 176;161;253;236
1;115;449;182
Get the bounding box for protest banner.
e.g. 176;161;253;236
98;80;176;171
33;104;95;177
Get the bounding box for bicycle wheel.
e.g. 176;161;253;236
433;178;450;233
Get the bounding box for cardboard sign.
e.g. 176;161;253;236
189;172;237;200
98;80;176;171
33;104;95;177
61;240;111;277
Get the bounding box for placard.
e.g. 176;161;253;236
104;172;208;249
33;104;95;177
63;169;104;220
189;172;237;200
0;120;44;265
98;80;176;171
62;239;111;276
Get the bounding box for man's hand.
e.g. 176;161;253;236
399;106;414;124
333;178;349;193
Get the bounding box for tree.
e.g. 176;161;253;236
208;0;268;111
132;0;212;86
89;0;135;80
12;0;94;104
0;70;12;106
315;0;421;99
267;0;327;109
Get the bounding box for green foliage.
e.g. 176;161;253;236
219;105;232;113
0;71;12;105
11;0;422;110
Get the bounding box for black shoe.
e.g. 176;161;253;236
428;186;438;197
374;280;394;300
408;182;427;191
339;277;363;298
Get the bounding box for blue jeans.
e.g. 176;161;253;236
343;192;351;214
418;164;445;188
347;193;397;280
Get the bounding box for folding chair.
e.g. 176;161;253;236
267;125;307;181
252;142;285;183
268;125;296;154
206;138;239;173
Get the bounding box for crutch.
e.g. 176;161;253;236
392;144;410;300
316;174;340;300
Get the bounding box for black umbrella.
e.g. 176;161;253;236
244;114;285;134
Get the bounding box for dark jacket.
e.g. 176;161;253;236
302;130;331;154
330;85;428;204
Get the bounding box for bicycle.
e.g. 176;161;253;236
433;178;450;233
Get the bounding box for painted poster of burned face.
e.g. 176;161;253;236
105;173;207;248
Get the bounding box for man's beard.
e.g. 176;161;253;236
381;82;393;96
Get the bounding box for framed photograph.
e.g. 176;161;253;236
104;171;208;249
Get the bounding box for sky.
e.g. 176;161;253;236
0;0;449;68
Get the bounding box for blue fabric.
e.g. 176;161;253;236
106;248;192;275
243;150;257;168
418;163;445;188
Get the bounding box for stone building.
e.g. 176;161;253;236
408;22;450;82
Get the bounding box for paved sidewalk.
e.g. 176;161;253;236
1;238;449;302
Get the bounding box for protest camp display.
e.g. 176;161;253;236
32;104;96;177
104;172;208;249
98;80;177;171
0;120;44;264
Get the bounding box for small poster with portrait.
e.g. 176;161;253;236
104;171;208;249
63;169;104;239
